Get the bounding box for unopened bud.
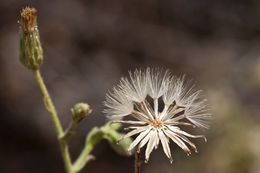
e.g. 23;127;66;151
101;122;132;156
71;103;92;123
19;7;43;70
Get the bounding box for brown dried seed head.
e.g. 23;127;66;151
150;120;163;128
20;7;37;33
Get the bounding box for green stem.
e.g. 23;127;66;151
33;70;74;173
72;127;103;172
60;121;78;141
73;143;95;171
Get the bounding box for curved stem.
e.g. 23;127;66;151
33;70;73;173
60;121;78;141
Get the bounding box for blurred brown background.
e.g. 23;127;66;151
1;0;260;172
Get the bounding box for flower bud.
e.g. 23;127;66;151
71;103;92;123
101;122;132;156
105;130;132;156
19;7;43;70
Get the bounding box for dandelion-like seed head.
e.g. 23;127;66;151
104;68;211;163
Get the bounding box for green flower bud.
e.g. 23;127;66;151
19;7;43;70
104;130;132;156
101;122;132;156
71;103;92;123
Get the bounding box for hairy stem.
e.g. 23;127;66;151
33;70;73;173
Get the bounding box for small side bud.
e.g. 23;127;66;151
101;122;132;156
71;103;92;123
19;7;43;70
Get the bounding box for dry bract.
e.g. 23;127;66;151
20;7;37;33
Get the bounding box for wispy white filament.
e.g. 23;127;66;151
104;68;211;163
119;69;148;102
103;86;133;118
148;68;171;99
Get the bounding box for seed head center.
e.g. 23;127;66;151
151;120;163;129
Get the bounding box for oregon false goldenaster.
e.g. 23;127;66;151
104;68;211;163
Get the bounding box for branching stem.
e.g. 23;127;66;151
33;70;74;173
60;121;78;141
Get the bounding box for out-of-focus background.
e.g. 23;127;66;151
1;0;260;173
